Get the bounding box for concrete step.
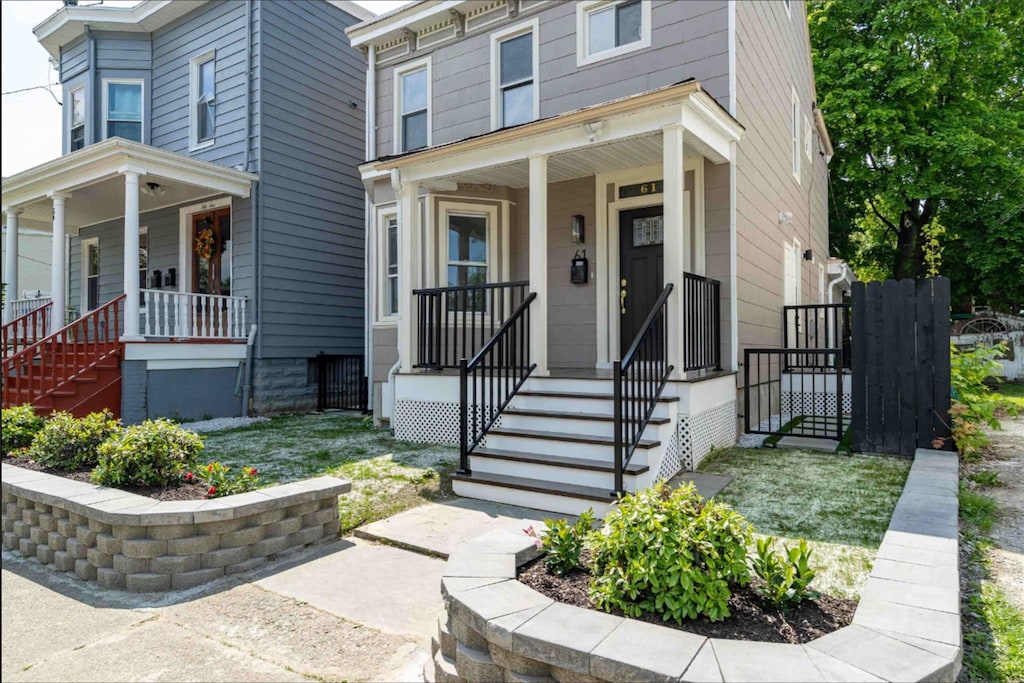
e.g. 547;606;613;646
486;426;659;460
500;407;671;439
452;471;615;517
469;446;648;488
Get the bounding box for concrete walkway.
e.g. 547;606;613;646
1;497;557;682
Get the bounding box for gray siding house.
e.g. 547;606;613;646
349;0;845;514
2;0;373;421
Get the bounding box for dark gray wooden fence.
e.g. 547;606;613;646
850;276;951;456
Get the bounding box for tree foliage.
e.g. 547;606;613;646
809;0;1024;309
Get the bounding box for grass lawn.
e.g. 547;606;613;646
698;447;910;598
198;413;457;535
992;381;1024;413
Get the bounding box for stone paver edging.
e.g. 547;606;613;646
1;463;350;592
432;448;962;682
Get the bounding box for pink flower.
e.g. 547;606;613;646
185;472;195;482
207;486;218;497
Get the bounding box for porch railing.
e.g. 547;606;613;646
2;302;52;358
682;273;722;372
414;281;530;369
459;291;538;474
783;303;851;371
613;283;674;495
141;290;249;340
744;347;845;441
2;295;124;410
10;296;53;320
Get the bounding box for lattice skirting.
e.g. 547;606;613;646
781;391;852;416
392;400;500;446
678;400;737;472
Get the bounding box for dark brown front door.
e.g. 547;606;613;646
619;205;664;347
191;208;231;296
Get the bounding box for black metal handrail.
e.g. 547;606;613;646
783;303;851;371
458;291;538;474
414;281;529;370
612;283;674;495
682;272;722;372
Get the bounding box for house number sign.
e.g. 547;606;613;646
618;180;663;199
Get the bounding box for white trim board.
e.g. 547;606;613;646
178;196;232;298
123;341;246;362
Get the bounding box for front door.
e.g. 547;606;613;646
619;205;664;347
190;208;231;335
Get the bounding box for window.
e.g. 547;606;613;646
70;87;85;152
139;227;149;292
82;238;100;312
491;19;538;129
103;80;143;142
384;214;398;317
190;51;216;149
447;213;489;311
577;1;651;66
804;115;813;161
818;263;826;304
394;57;430;153
791;88;801;183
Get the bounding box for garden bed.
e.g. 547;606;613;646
3;457;209;501
518;554;856;644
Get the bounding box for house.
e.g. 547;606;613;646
349;0;837;514
1;0;373;421
2;225;53;313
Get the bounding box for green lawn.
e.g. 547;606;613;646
197;413;457;534
698;447;910;597
993;382;1024;413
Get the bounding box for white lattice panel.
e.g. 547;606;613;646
679;400;737;470
781;391;852;416
657;430;681;481
393;400;460;444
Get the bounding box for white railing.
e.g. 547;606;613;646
9;296;52;321
140;289;249;340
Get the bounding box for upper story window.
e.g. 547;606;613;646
70;87;86;152
791;88;801;184
190;50;216;150
394;57;431;153
577;0;652;67
491;19;539;130
103;79;143;143
804;115;813;161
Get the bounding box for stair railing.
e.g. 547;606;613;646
2;295;125;409
458;291;537;474
2;302;52;358
613;283;674;495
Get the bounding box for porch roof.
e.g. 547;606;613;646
359;80;744;189
1;138;258;235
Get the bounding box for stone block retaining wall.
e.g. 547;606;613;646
433;448;961;682
1;463;350;592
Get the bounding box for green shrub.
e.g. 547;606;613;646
1;404;45;454
588;482;753;623
945;342;1007;458
188;461;260;498
92;419;203;487
750;537;819;608
525;510;596;576
29;410;121;470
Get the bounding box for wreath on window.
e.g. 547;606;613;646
194;227;215;260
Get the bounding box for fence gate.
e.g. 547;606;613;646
316;353;368;412
850;276;951;456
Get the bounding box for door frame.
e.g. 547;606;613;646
595;159;704;366
177;196;232;296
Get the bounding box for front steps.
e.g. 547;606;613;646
2;347;122;418
451;375;679;516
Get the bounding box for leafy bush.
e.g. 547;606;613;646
187;461;260;498
588;482;753;623
92;419;203;487
29;410;121;469
750;537;819;608
943;342;1007;458
525;510;597;576
1;404;45;454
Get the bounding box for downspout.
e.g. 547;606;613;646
243;0;252;173
826;263;849;305
248;0;263;412
364;43;376;412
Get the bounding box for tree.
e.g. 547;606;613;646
809;0;1024;309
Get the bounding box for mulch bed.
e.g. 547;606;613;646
3;457;209;501
518;555;856;644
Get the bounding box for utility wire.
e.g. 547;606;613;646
1;84;61;105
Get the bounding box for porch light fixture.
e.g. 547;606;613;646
803;249;813;261
584;121;604;143
571;214;585;244
140;182;166;197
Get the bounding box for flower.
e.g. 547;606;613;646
207;486;218;497
206;463;215;473
246;467;258;477
185;472;195;482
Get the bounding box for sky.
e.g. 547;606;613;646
0;0;410;177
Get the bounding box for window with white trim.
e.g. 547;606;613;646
804;115;813;160
491;19;538;129
70;87;86;152
103;79;143;142
577;0;651;66
818;262;826;304
190;50;216;149
383;213;399;318
394;57;430;153
82;238;100;312
791;88;801;183
447;212;489;311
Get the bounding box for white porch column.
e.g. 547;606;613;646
122;170;143;340
49;194;69;335
662;124;688;377
4;209;20;323
528;154;549;376
395;171;420;373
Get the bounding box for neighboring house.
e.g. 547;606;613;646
349;0;838;514
1;225;53;307
1;0;372;421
